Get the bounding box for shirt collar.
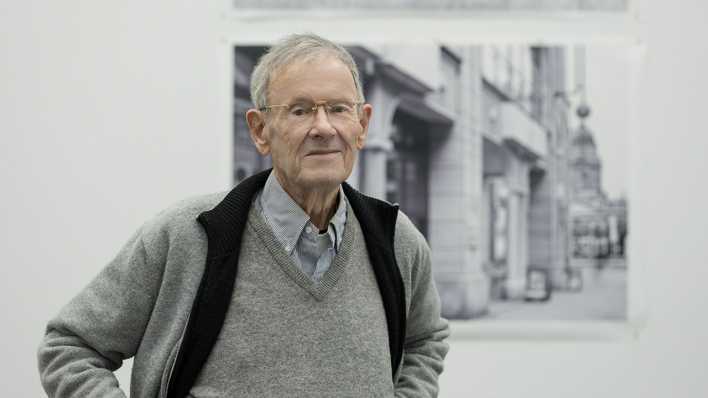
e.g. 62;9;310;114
258;172;347;255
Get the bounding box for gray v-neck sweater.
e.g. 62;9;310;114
38;182;449;398
190;203;393;397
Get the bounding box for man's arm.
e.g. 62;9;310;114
393;213;451;398
37;225;162;397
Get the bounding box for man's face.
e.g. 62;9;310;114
247;55;372;193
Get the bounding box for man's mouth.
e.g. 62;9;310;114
306;150;340;156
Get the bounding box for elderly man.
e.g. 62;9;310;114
38;33;450;398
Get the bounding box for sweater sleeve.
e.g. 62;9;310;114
37;224;164;398
393;212;451;398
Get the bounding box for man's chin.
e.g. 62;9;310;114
298;169;348;190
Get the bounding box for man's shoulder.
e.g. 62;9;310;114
140;191;230;239
391;210;432;303
164;191;230;218
394;210;429;252
392;209;430;274
342;185;427;253
159;191;228;221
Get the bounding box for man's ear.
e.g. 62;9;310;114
246;109;271;155
356;103;373;150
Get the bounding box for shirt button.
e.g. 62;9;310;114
305;226;312;234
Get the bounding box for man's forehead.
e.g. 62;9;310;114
272;55;349;81
276;52;342;73
286;95;356;103
268;55;357;100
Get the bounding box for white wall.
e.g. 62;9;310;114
2;1;707;397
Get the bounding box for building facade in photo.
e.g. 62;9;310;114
478;45;574;303
568;109;628;268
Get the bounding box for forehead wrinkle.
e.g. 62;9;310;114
288;95;358;104
268;56;358;104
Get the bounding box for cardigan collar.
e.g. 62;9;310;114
197;168;398;260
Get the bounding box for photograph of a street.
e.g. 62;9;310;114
231;42;631;325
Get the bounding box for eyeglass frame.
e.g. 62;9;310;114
258;100;365;122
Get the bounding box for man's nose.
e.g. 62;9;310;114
310;105;336;137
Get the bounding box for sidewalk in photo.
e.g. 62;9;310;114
483;265;627;321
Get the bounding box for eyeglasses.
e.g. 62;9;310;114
259;100;363;126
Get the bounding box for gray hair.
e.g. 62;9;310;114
250;33;365;110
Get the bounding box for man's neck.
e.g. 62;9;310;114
273;171;340;231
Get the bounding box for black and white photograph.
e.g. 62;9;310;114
232;41;632;326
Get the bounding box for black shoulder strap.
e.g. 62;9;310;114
342;182;406;379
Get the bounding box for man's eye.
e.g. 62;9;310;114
289;106;309;116
329;104;350;113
